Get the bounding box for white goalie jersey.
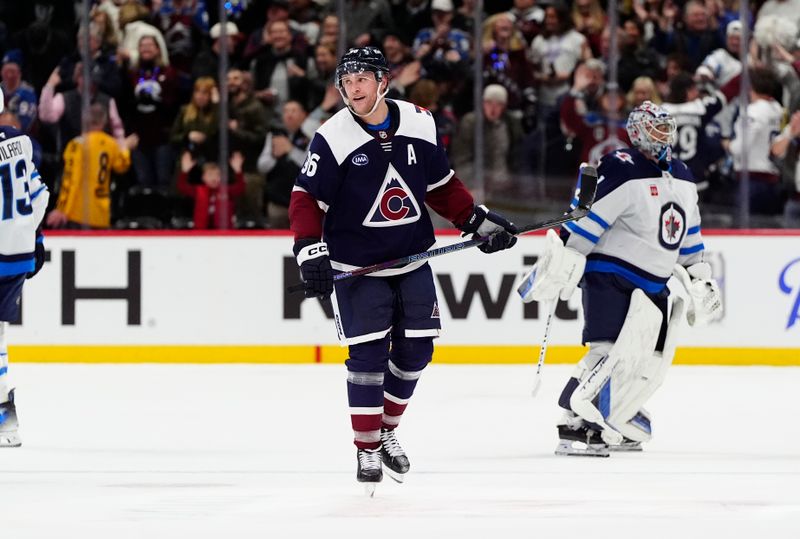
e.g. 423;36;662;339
562;148;704;294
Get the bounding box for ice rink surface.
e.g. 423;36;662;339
2;363;799;538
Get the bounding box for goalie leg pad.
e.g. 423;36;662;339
606;296;685;442
558;342;611;411
569;289;663;445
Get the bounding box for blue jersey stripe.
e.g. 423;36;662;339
584;260;667;294
680;243;705;255
587;211;610;230
0;259;35;276
0;366;6;377
565;221;600;244
687;225;701;235
31;186;47;200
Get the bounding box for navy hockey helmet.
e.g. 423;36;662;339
335;47;391;117
335;46;390;90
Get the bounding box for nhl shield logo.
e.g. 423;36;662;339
658;202;686;250
363;164;421;227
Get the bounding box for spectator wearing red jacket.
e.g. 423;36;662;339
177;151;245;229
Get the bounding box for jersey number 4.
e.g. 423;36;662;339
0;159;33;220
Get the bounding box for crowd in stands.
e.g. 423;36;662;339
1;0;799;229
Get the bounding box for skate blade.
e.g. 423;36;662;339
555;439;609;458
364;483;377;497
609;443;643;452
383;466;406;484
0;431;22;447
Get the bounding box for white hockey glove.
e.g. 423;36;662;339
672;263;722;327
517;229;586;303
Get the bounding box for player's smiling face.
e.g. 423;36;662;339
341;72;381;115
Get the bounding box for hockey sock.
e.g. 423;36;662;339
383;337;432;431
346;337;391;449
0;322;8;403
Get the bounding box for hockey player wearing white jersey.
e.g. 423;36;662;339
0;88;49;447
727;67;785;215
519;101;722;456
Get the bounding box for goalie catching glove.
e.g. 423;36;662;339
458;205;518;254
672;262;722;326
294;239;334;300
518;228;586;303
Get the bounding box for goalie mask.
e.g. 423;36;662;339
335;46;390;118
627;101;677;165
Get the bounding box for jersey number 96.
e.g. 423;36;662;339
301;152;320;177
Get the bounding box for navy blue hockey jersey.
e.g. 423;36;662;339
293;99;454;275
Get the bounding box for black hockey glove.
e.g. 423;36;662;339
459;205;518;254
293;238;334;299
26;230;45;279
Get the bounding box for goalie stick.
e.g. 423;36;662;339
531;300;556;397
287;165;598;293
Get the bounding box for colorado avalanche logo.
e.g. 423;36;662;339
658;202;686;250
363;164;421;227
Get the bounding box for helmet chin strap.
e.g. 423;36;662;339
341;80;390;119
655;145;672;171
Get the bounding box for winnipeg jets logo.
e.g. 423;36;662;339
614;151;634;165
363;163;421;227
658;202;686;250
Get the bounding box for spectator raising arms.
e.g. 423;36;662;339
530;3;591;109
46;104;138;229
177;151;245;230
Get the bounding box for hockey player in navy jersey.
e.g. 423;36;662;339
289;47;518;490
520;101;722;456
0;88;49;447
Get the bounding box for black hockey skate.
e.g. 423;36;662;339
357;448;383;497
555;424;609;457
0;389;21;448
379;428;410;483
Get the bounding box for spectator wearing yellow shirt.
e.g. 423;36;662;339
45;104;138;229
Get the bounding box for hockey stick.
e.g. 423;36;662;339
531;300;557;398
287;165;598;293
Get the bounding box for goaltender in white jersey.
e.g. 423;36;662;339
0;87;50;447
519;101;723;456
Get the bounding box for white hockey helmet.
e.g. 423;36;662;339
626;100;677;162
0;86;4;114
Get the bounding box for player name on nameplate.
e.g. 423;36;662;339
0;139;24;160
